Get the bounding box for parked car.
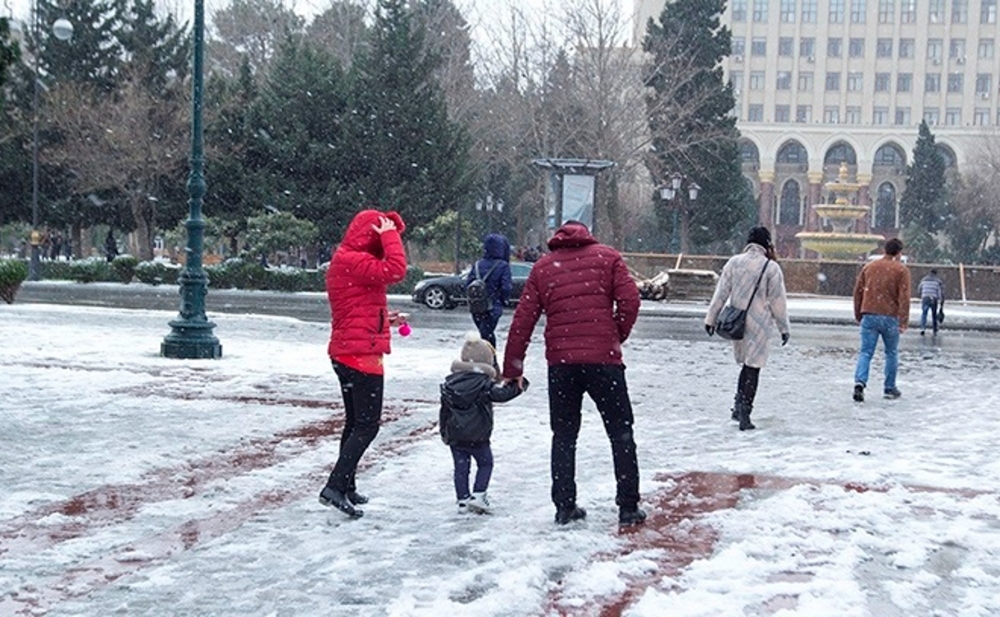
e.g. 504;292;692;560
412;261;534;310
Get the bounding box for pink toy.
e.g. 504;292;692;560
398;323;411;337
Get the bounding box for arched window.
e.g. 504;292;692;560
740;140;760;164
874;182;897;229
824;142;858;165
935;144;956;168
779;179;802;225
776;140;807;164
874;143;906;166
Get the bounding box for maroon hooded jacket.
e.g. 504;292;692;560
502;222;640;378
326;210;407;366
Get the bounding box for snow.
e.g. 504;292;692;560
2;300;1000;616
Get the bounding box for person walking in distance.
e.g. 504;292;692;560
705;226;790;431
466;233;512;349
502;220;645;528
918;269;945;336
318;209;409;518
852;237;911;402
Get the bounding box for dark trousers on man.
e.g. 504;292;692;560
325;361;383;493
547;364;640;510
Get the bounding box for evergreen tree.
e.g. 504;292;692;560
348;0;470;229
0;17;19;89
116;0;190;90
35;0;122;95
643;0;755;252
899;120;949;242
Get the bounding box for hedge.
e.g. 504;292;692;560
0;258;29;304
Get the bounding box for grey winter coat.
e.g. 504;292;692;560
705;244;791;368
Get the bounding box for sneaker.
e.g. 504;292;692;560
467;491;492;514
853;383;865;402
554;505;587;525
319;486;363;518
347;490;368;505
457;497;470;513
619;507;647;528
884;388;902;399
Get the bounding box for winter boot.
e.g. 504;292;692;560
736;401;755;431
618;506;647;528
467;491;492;514
554;505;587;525
319;486;363;518
853;383;865;402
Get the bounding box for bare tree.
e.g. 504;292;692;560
208;0;305;79
305;0;371;69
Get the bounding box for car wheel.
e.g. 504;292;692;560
423;285;448;310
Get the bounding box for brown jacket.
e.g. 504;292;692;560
853;256;911;326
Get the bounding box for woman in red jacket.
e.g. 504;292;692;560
318;209;408;518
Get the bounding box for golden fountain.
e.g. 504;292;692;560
796;162;883;259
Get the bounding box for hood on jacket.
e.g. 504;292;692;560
482;233;511;261
547;221;598;251
442;371;494;408
339;209;406;257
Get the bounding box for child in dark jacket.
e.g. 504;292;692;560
440;332;527;514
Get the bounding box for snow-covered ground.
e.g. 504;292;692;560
2;302;999;616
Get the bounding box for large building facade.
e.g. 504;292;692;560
634;0;997;256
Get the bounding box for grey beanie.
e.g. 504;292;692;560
451;331;497;379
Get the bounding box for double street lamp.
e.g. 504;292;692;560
659;172;700;255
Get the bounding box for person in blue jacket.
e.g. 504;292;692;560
465;233;512;349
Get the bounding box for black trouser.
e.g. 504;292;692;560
325;361;383;493
450;442;493;500
547;364;640;510
472;310;500;349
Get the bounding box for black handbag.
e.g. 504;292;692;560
715;261;769;341
937;306;945;323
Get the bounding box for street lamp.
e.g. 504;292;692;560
659;173;699;254
27;2;72;281
161;0;222;359
475;193;503;231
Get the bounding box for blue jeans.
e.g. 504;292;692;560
853;314;900;392
451;443;493;500
920;297;939;332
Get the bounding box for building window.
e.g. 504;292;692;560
733;38;746;56
945;107;961;125
802;0;818;21
875;73;891;91
798;72;814;90
924;108;940;125
894;107;911;125
775;105;791;122
929;0;945;22
779;180;802;225
830;0;846;22
731;72;744;92
846;106;862;124
777;141;808;163
976;73;992;93
974;108;991;125
875;183;897;229
927;39;943;61
733;0;748;20
982;0;997;23
752;38;768;56
824;106;841;123
878;0;895;21
849;38;865;57
979;39;995;58
779;37;794;56
781;0;798;21
753;0;769;21
750;71;766;90
826;72;842;90
950;39;966;59
796;105;812;123
925;73;942;92
747;104;764;121
901;0;917;21
851;0;867;22
947;73;964;93
777;71;793;89
875;144;905;165
847;72;864;91
828;38;843;58
874;107;889;124
899;39;915;58
800;37;816;57
952;0;968;22
876;38;893;57
897;73;913;92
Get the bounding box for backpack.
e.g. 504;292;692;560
467;261;499;314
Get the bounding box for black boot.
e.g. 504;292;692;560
736;365;760;431
738;402;755;431
319;486;364;518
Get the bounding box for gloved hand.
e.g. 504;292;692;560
781;332;790;346
705;324;715;336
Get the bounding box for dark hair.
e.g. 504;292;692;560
747;226;772;249
884;237;904;255
930;269;938;274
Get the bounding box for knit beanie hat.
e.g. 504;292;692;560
451;331;497;379
747;226;772;249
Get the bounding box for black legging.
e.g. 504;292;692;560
325;361;383;493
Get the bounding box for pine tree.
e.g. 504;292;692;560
116;0;190;90
899;120;949;236
643;0;755;252
0;17;19;89
35;0;122;95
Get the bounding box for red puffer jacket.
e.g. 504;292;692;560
326;210;408;361
502;222;640;378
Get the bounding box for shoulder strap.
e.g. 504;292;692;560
474;262;482;281
746;260;770;307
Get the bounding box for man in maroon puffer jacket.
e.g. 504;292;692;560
502;221;645;527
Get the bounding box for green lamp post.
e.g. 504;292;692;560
161;0;222;359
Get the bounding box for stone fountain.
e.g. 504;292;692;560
796;162;883;259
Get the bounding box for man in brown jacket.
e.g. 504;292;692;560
852;238;911;402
